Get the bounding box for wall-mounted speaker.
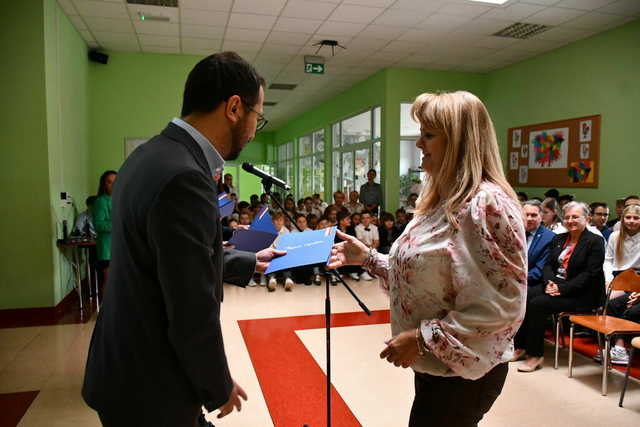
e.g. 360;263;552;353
88;50;108;65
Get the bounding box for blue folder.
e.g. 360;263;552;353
265;226;337;275
219;200;236;218
227;228;277;253
251;206;277;234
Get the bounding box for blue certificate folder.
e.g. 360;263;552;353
217;193;236;218
265;226;337;275
228;229;277;253
251;206;277;234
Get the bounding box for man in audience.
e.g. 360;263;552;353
589;202;612;241
404;192;418;214
345;190;363;214
312;193;327;212
523;200;555;287
332;191;347;211
607;198;625;228
355;211;379;281
359;169;382;215
73;195;97;237
301;196;322;217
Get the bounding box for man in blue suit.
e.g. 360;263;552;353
523;200;555;287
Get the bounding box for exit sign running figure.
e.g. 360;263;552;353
305;62;325;74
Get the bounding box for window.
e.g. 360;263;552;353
296;129;324;199
276;141;294;196
400;103;425;205
332;106;382;201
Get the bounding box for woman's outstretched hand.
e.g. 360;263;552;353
327;230;369;269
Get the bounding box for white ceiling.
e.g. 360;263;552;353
58;0;639;129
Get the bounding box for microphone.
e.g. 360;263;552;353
242;162;291;191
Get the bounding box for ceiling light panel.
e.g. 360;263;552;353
73;0;129;19
228;13;277;30
178;0;232;12
281;0;337;20
232;0;287;15
328;4;385;24
180;9;228;26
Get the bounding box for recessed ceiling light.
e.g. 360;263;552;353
467;0;510;4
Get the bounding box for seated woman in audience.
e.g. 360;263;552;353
599;204;640;364
514;202;605;372
351;212;361;228
541;197;567;234
378;212;400;254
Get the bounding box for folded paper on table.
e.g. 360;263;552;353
265;226;336;274
251;206;277;234
228;228;277;253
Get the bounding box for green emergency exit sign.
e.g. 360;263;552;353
305;62;325;74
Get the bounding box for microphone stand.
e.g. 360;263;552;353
262;178;371;427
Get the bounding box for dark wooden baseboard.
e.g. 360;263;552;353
0;281;98;328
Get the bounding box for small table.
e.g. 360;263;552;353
56;239;97;312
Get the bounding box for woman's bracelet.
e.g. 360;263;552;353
363;247;377;270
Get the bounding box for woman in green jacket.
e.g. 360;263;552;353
93;170;117;290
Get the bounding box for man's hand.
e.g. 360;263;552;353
255;248;287;274
216;380;247;419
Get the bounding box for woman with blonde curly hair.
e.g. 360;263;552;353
329;91;526;426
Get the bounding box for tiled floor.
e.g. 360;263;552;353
1;279;639;426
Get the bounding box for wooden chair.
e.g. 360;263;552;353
568;269;640;395
619;336;640;407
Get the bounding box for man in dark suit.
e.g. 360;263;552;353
82;52;284;426
523;200;555;287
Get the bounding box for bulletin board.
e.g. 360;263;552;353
506;114;600;188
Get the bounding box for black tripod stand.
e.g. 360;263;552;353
263;179;371;427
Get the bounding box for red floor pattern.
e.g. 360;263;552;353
240;311;639;427
0;391;39;427
238;309;390;427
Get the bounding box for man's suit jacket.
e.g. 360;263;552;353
527;225;555;286
542;229;605;311
82;123;256;422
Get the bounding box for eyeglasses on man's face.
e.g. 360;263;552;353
241;99;268;131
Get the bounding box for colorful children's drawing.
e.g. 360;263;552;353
568;161;594;183
529;127;569;169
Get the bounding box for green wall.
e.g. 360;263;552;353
44;0;91;304
88;51;270;190
0;1;55;309
486;19;640;208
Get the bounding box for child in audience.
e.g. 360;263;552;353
291;213;312;232
379;212;400;254
541;197;567;233
354;211;379;281
324;206;338;225
599;204;640;365
351;212;361;228
267;213;294;292
306;214;318;230
336;211;361;282
238;212;252;226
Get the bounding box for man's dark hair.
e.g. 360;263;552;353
181;51;264;117
544;188;559;199
558;194;574;203
368;169;376;174
237;201;250;210
516;191;528;201
590;202;608;213
624;195;640;204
